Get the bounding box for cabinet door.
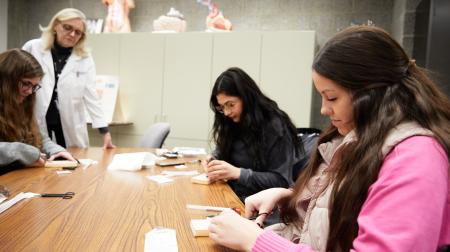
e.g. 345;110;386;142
260;31;315;127
87;34;120;146
211;32;262;83
163;33;213;147
89;34;120;75
117;33;165;146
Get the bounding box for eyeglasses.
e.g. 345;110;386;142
61;23;84;37
20;80;42;93
215;101;238;114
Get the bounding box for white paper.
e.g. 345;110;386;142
155;148;169;156
144;227;178;252
191;218;211;231
146;175;174;184
174;165;187;169
186;204;229;212
108;152;158;171
78;159;97;169
191;173;210;184
172;147;206;156
143;153;161;167
56;170;72;175
0;192;39;214
85;75;119;124
161;170;199;177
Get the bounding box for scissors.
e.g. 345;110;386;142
40;192;75;199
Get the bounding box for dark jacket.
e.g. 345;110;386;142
215;116;301;202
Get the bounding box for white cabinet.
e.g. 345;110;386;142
86;31;315;149
211;32;262;82
162;33;213;148
118;33;165;145
260;31;315;127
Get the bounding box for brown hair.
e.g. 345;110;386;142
281;26;450;251
0;49;44;147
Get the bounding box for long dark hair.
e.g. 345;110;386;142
281;26;450;251
210;67;301;168
0;49;44;147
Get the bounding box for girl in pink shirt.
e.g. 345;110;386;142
208;26;450;252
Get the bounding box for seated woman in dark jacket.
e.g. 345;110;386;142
204;67;304;202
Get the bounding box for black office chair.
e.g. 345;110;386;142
265;129;321;227
292;128;321;180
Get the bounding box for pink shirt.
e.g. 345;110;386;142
253;136;449;252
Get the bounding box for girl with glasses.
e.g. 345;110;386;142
208;26;450;252
0;49;76;175
22;8;115;149
204;67;305;205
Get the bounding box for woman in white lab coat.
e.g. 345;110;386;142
23;8;114;149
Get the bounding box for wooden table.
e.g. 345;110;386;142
0;148;243;251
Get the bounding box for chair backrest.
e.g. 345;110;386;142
139;122;171;148
292;128;321;180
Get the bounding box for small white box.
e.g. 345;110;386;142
190;218;211;237
191;173;211;185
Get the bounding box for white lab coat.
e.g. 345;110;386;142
23;39;107;148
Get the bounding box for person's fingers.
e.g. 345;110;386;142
244;200;258;218
255;214;267;226
206;165;218;172
208;159;219;165
207;163;226;172
103;144;114;149
49;152;76;161
209;170;228;180
209;231;217;241
208;220;217;232
61;152;74;161
208;170;222;180
208;230;220;244
207;160;225;168
207;172;219;181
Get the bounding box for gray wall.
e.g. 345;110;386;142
8;0;397;49
0;0;7;52
7;0;416;130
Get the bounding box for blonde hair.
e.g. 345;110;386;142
40;8;89;57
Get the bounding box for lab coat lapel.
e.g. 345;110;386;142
39;47;55;87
